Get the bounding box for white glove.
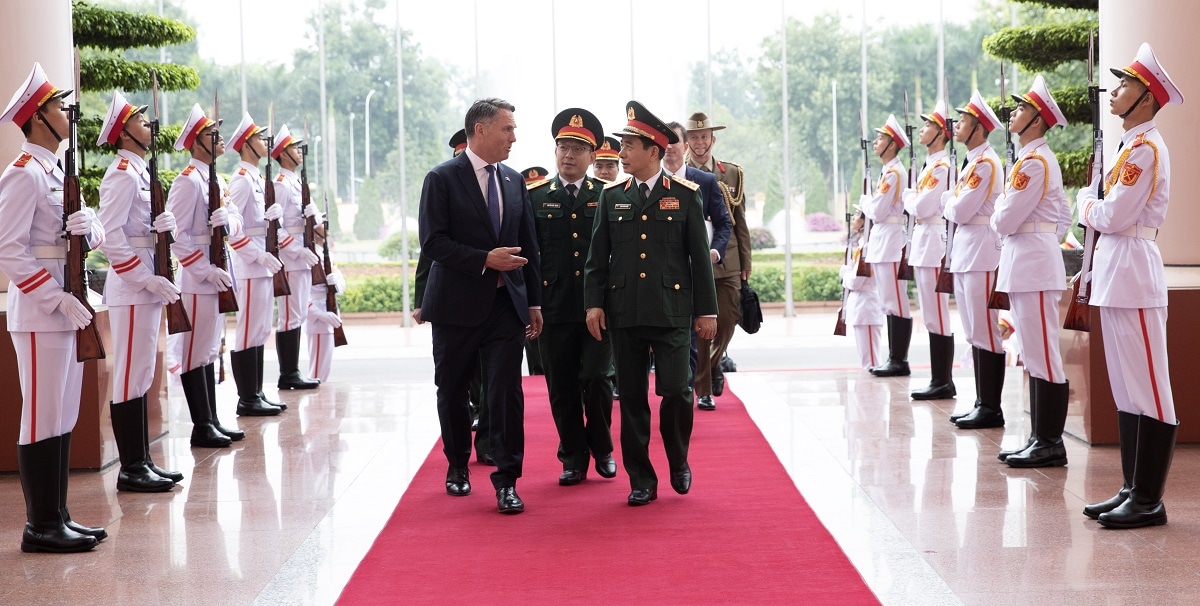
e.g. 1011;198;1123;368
303;204;324;222
152;211;177;234
328;269;346;293
297;246;320;268
209;206;230;228
257;251;283;274
1076;183;1097;205
55;293;92;330
205;265;233;291
264;203;284;221
66;207;97;236
902;187;915;202
145;275;181;304
940;191;954;205
315;310;342;327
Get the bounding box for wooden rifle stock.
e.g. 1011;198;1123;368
987;278;1011;310
300;146;326;285
63;102;105;362
934;224;956;294
897;91;915;281
1063;230;1097;332
264;142;290;298
150;169;192;334
322;218;348;347
1064;33;1103;333
834;212;852;336
208;133;239;314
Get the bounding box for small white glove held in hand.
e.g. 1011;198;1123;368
328;269;346;293
298;247;320;268
264;203;284;222
209;206;230;228
303;204;324;221
145;275;180;304
152;211;177;234
205;266;233;290
315;310;342;328
56;293;92;330
66;207;96;236
257;251;283;273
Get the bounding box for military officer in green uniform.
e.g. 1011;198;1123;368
585;101;718;506
593;136;621;183
529;109;618;486
685;112;751;410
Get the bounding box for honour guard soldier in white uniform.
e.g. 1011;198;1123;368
226;112;284;416
943;90;1006;429
863;114;913;377
840;213;886;369
906;100;955;399
1080;43;1183;529
97;91;183;492
168;103;246;447
271;124;322;390
991;75;1072;468
0;63;107;552
305;255;343;382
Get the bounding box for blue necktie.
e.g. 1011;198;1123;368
484;165;501;238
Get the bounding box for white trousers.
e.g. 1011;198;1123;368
1100;306;1175;424
914;266;952;336
308;332;334;382
954;270;1002;354
109;303;163;402
853;324;884;370
181;293;222;373
276;270;313;332
1008;291;1065;383
871;261;910;318
11;331;83;444
234;277;274;351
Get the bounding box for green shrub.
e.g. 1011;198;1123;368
378;231;421;261
748;266;786;302
339;275;417;312
796;267;842;301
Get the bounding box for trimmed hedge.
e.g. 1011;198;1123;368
72;0;196;50
748;266;842;303
983;22;1094;73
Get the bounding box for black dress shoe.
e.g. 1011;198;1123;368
278;372;320;390
594;454;617;478
954;406;1005;429
257;391;285;409
497;487;525;514
446;467;471;496
627;488;658;506
711;369;725;397
697;396;716;411
236;398;282;417
670;463;692;495
476;453;495;466
559;469;586;486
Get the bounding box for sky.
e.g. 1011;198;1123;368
113;0;984;172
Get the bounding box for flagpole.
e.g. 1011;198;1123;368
781;0;793;317
397;1;411;326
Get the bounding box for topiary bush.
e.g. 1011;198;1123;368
807;212;842;232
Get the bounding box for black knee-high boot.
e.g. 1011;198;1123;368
1006;379;1069;468
111;399;175;492
1099;415;1178;529
954;348;1005;429
949;347;982;422
277;328;319;389
998;377;1038;461
870;315;912;377
912;332;955;400
205;363;246;440
182;367;232;448
17;436;98;553
58;432;107;539
142;394;183;482
231;349;280;416
1084;411;1139;519
254;345;285;409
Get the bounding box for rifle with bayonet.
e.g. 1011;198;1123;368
935;81;958;295
988;61;1012;310
150;72;191;334
63;56;106;362
834;204;852;336
856;109;873;277
897;90;915;281
265;105;291;298
321;194;348;347
1064;30;1103;332
209;92;239;314
302;120;327;286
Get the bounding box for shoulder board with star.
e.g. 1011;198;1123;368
275;174;285;182
12;153;32;168
117;158;130;171
526;178;552;190
604;177;631;190
1131;133;1147;149
669;175;700;191
716;159;742;173
238;167;248;176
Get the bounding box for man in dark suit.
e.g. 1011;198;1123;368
584;101;718;506
418;98;542;515
529;108;617;487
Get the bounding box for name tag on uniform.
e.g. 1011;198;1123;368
614;203;632;210
587;202;597;207
543;202;561;209
659;198;679;210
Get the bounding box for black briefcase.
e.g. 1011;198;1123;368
737;279;763;334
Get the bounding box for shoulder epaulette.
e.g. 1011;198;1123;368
1131;133;1147;148
670;175;700;191
117;158;130;171
604;177;630;190
12;153;32;168
181;165;195;176
237;167;248;176
527;178;552;190
275;174;285;182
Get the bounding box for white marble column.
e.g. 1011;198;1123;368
0;2;74;160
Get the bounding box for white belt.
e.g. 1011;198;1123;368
1014;221;1057;234
32;245;66;259
128;236;155;248
965;216;991;225
244;227;266;236
1114;224;1158;240
283;222;304;230
877;216;906;225
915;218;945;226
193;235;212;245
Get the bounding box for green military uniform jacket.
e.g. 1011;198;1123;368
584;171;718;328
688;157;751;279
530;175;603;324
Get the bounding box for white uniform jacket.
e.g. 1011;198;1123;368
943;142;1002;273
0;143;104;332
167;159;244;295
1079;121;1170;309
229;161;275;280
991;138;1069;293
903;150;950;267
98;150;161;306
840;246;884;326
272;168;308;271
862;157;906;264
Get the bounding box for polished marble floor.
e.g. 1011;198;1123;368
0;311;1197;605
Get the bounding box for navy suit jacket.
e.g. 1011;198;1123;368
417;152;541;327
685;166;731;263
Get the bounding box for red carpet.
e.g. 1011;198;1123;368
337;376;878;605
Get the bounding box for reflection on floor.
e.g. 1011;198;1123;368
0;317;1196;605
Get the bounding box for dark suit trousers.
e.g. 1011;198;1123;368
432;287;525;489
695;275;741;396
539;322;615;469
610;325;694;490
